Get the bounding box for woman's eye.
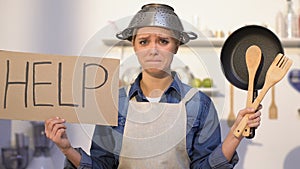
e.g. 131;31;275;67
160;39;169;44
139;40;148;45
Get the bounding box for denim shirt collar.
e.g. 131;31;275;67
128;71;184;102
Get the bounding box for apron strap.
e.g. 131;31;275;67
125;85;137;101
125;85;130;96
180;88;199;104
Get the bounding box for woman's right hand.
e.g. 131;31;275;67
45;117;71;153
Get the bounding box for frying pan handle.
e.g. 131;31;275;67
245;90;258;139
246;127;256;139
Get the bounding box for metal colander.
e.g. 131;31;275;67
116;3;197;45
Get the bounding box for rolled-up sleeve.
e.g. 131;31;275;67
63;147;92;169
208;144;239;169
63;142;118;169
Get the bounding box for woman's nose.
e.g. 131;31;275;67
149;42;158;55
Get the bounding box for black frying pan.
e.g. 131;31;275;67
220;25;284;138
221;25;284;90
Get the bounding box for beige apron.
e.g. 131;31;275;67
118;88;199;169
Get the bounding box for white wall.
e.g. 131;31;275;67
1;0;300;168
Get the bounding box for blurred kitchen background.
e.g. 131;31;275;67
0;0;300;168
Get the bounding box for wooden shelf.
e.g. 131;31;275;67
103;38;300;48
188;38;300;48
281;38;300;48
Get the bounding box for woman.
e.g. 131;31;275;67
45;3;261;169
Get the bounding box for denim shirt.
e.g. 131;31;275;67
65;72;239;169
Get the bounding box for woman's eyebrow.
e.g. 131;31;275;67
136;33;150;37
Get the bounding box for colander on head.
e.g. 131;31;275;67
116;3;197;45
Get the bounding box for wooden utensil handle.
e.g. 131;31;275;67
233;114;249;137
271;86;275;104
244;90;258;138
246;127;256;138
230;84;234;111
234;91;257;138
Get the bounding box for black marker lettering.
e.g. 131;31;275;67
82;63;108;108
33;62;53;107
58;62;79;107
3;60;29;108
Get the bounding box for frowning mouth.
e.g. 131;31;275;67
145;60;161;63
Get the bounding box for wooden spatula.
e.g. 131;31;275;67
269;86;278;119
227;84;235;127
234;53;293;138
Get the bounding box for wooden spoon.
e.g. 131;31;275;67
243;45;262;137
227;84;235;127
269;86;278;119
245;45;262;108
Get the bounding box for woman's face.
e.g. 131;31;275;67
133;27;179;76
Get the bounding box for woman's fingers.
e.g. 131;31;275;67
45;117;66;140
238;104;262;118
50;123;67;139
45;117;65;131
237;108;255;119
247;111;261;128
44;117;72;152
248;110;261;120
234;105;262;129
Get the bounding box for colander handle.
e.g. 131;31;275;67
116;32;126;40
186;31;198;40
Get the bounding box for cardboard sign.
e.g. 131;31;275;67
0;50;119;126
